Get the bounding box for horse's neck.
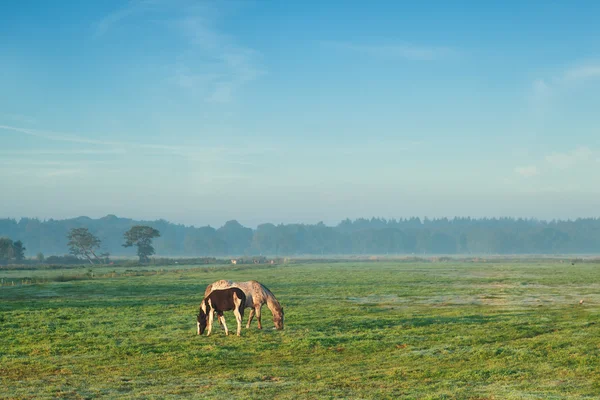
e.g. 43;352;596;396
265;295;281;313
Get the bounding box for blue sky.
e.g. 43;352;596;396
1;1;600;227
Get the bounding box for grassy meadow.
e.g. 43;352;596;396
1;260;599;399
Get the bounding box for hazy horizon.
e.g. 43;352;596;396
2;212;599;231
2;1;600;227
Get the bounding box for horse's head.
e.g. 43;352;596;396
197;310;207;335
197;299;212;335
274;308;284;330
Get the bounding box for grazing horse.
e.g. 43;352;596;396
204;280;284;330
197;288;246;336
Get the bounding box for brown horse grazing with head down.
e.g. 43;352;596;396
197;287;246;336
204;280;284;330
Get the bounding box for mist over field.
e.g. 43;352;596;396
1;214;599;257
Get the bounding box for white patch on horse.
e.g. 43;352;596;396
206;299;214;336
219;314;229;335
233;292;243;336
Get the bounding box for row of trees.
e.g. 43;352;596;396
1;215;600;256
0;225;160;264
68;225;160;264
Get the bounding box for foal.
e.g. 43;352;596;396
197;288;246;336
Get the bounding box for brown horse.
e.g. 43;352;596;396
205;280;284;330
197;287;246;336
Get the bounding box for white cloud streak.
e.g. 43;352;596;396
173;16;265;102
322;41;457;61
93;0;164;38
529;62;600;121
0;124;275;163
545;146;593;169
0;124;122;146
514;166;539;178
531;62;600;101
0;113;37;124
510;146;595;184
0;148;127;156
563;65;600;82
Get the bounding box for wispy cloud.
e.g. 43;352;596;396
545;146;593;169
0;159;109;166
530;62;600;104
322;41;457;61
531;78;552;101
563;65;600;82
0;124;275;164
173;15;264;102
544;62;600;86
514;166;539;178
511;147;595;180
528;62;600;120
7;167;85;178
0;158;94;179
95;0;264;103
336;140;424;155
42;169;83;177
0;113;37;124
0;148;127;156
93;0;163;38
0;124;122;146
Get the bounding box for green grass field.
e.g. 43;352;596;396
1;261;599;399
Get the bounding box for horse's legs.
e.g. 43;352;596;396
207;308;214;336
256;305;263;330
218;313;229;336
217;311;224;326
246;308;255;328
234;305;243;336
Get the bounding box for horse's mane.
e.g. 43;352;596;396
252;281;283;313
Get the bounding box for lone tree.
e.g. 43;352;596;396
123;225;160;263
67;228;101;265
12;240;26;262
0;238;15;261
0;238;26;262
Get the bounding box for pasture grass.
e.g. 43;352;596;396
1;261;599;399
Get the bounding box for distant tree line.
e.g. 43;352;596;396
1;215;600;257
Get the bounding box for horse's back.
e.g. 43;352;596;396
205;279;233;297
206;280;258;308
